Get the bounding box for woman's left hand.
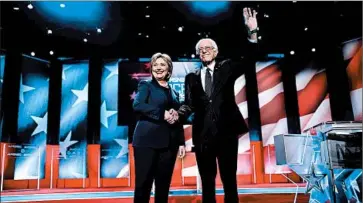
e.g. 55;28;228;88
178;146;186;159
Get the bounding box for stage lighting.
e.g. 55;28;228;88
146;35;149;38
178;27;183;32
34;2;108;30
31;52;35;56
304;27;308;31
138;33;142;36
312;48;316;52
290;50;295;55
13;7;19;10
97;28;102;33
50;50;54;55
191;54;195;58
183;2;231;18
145;15;150;18
28;4;33;9
47;29;52;34
264;14;269;18
258;36;262;40
83;38;88;42
60;3;65;8
198;33;201;36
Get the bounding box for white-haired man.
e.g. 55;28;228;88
179;8;258;203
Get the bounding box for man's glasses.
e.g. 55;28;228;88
197;46;214;54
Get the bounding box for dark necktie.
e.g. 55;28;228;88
205;68;213;98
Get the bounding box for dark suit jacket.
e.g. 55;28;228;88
180;42;258;149
132;79;185;149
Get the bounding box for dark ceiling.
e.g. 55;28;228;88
0;1;362;61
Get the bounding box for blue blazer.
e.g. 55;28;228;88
132;79;185;149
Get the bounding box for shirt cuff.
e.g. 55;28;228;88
248;38;258;43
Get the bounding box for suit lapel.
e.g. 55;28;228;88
211;61;230;98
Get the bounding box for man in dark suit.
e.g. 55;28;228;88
178;8;259;203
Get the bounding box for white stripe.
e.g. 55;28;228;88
234;75;246;96
263;118;288;146
256;60;277;73
303;98;332;131
237;101;248;119
258;82;284;108
351;88;362;120
295;67;318;91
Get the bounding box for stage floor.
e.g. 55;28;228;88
1;184;309;202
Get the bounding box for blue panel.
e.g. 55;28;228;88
100;60;129;178
15;55;50;180
0;55;5;141
58;61;89;179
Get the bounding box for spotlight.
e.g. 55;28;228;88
146;35;149;38
191;54;195;58
290;50;295;55
49;50;54;55
178;27;183;32
264;14;269;18
145;15;150;18
97;28;102;33
312;48;316;52
31;52;35;56
258;36;262;40
83;38;88;43
60;3;65;8
198;33;201;36
304;27;308;31
47;29;52;34
146;6;149;8
28;4;33;9
138;33;142;36
13;7;19;10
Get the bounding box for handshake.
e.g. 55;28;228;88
164;109;179;124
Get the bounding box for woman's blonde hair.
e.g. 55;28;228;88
150;52;173;81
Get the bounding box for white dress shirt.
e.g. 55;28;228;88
201;60;216;91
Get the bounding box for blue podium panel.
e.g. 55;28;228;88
275;122;362;203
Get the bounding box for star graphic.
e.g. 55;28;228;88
30;112;48;136
301;165;326;194
59;131;78;159
71;83;88;107
19;75;35;104
116;165;130;178
130;91;137;100
114;138;128;158
105;64;119;80
62;65;72;80
100;101;117;128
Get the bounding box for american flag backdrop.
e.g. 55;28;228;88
343;38;362;121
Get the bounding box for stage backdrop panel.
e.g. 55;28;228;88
58;61;89;179
100;59;129;178
255;60;291;174
342;38;362;121
14;55;50;180
296;59;332;132
0;54;5;140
